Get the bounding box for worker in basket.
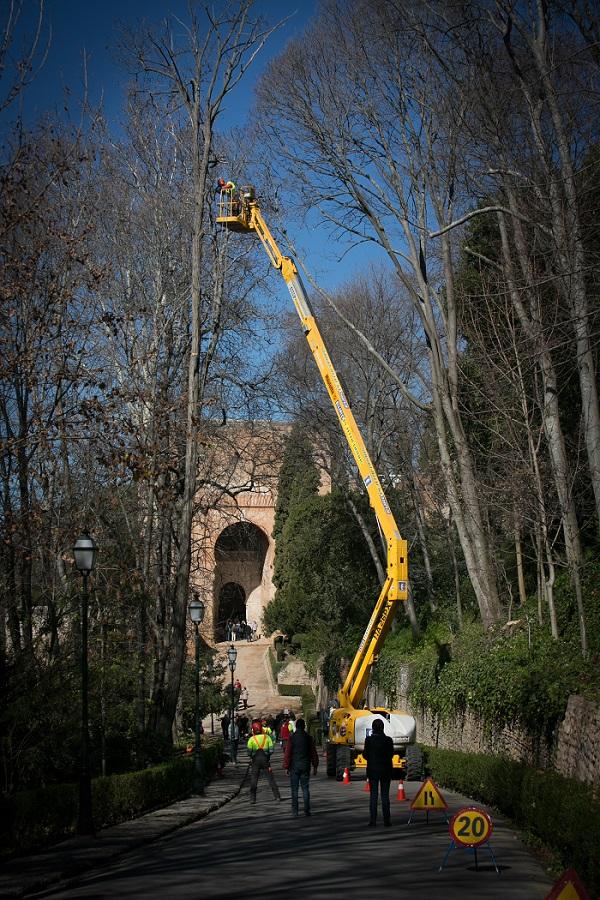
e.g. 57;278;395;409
217;177;240;215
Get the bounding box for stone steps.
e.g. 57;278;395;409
214;638;302;719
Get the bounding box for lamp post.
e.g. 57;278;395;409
188;593;206;795
73;532;98;836
227;644;237;761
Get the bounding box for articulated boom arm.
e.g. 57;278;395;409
217;192;408;710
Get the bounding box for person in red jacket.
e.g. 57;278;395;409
284;718;319;817
279;714;290;751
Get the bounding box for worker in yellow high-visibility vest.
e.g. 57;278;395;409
247;720;281;803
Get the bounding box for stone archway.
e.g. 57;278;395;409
213;522;269;641
216;582;246;641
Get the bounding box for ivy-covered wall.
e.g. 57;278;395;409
398;683;600;788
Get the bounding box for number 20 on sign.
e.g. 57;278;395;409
440;806;500;873
450;807;493;847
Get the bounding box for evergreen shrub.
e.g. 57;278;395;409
425;746;600;895
277;683;310;698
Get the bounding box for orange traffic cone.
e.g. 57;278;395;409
342;767;351;784
396;780;407;801
363;777;371;793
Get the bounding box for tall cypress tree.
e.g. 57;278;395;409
272;423;320;544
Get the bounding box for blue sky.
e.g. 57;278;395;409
13;0;385;289
20;1;315;130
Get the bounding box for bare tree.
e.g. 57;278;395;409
256;0;503;627
493;0;600;529
428;0;596;652
121;2;282;741
0;0;49;117
0;125;102;662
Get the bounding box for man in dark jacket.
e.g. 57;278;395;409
284;718;319;817
363;717;394;826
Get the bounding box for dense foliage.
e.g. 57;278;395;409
375;563;600;741
266;488;380;677
265;427;380;686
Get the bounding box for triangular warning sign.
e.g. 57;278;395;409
410;776;448;810
545;869;591;900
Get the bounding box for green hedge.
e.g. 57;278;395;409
268;647;285;679
1;741;222;858
277;684;316;717
425;746;600;896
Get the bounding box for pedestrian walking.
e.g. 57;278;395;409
363;718;394;826
284;718;319;817
220;713;230;742
238;714;249;738
247;720;281;803
240;685;249;709
279;714;290;751
228;715;240;764
261;717;273;738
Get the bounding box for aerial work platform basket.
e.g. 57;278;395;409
216;185;254;232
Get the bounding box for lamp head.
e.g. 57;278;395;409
189;593;205;624
73;533;98;575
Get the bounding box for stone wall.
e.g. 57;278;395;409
409;705;554;770
394;665;600;789
555;695;600;789
277;658;314;688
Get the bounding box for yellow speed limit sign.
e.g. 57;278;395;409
449;806;493;848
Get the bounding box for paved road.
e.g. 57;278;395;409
36;748;553;900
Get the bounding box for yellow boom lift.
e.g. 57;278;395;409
217;186;422;780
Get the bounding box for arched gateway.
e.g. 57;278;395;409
191;423;286;645
191;422;329;645
214;523;269;640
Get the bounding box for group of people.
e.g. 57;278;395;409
246;715;319;816
220;703;396;824
225;619;257;642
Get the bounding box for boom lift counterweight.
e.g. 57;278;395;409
217;187;421;780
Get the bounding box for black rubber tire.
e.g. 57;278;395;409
405;744;423;781
326;742;337;778
335;745;352;781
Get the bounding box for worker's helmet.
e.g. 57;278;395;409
251;720;262;734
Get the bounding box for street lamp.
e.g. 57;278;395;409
73;532;98;836
227;644;237;762
188;593;206;795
